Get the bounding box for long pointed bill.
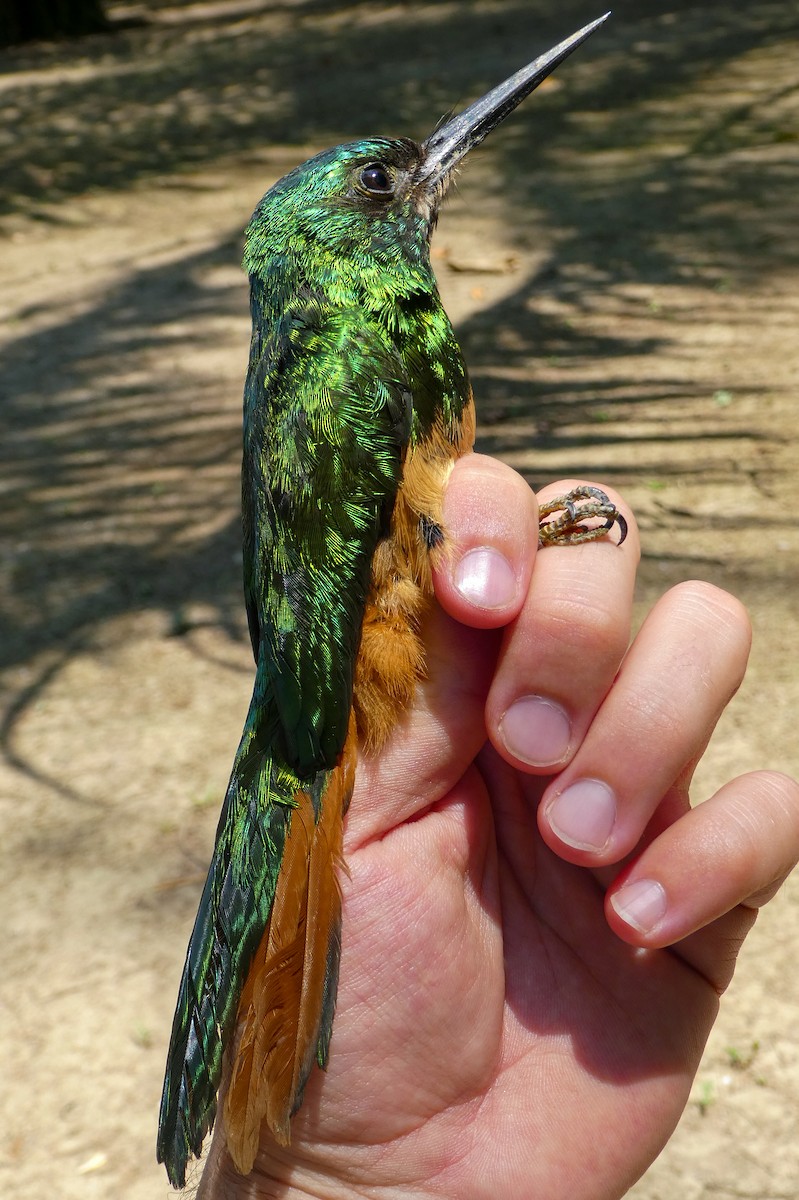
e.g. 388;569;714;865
419;13;610;186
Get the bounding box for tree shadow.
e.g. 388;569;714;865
2;0;798;781
1;234;248;664
0;232;253;797
1;0;797;245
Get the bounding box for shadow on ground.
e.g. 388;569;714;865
1;0;798;773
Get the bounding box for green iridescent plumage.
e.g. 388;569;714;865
239;140;472;769
157;17;614;1189
156;720;294;1181
157;137;469;1189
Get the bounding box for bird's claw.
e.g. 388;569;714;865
538;485;627;548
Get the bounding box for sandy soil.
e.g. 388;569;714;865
1;1;798;1197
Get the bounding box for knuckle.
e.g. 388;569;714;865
539;593;629;662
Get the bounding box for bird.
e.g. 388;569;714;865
157;12;624;1189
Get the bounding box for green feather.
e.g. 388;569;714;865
158;19;613;1184
158;138;471;1189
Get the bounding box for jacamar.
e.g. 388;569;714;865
158;13;624;1188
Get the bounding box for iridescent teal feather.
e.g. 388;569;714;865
158;139;452;1188
157;18;613;1187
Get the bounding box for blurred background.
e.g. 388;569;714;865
1;1;798;1196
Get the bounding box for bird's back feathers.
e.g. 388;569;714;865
158;134;476;1189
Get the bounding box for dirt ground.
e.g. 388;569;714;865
1;1;798;1197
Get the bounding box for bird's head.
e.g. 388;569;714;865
244;15;608;289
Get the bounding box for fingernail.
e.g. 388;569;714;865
453;547;516;609
499;696;572;767
610;879;667;934
546;778;617;851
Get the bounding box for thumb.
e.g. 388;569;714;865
346;454;538;846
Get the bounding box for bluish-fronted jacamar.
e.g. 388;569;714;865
157;14;623;1187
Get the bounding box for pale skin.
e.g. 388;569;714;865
199;454;799;1200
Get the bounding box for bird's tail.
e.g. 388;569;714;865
223;714;355;1172
156;701;356;1188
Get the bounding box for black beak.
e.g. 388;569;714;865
419;13;610;186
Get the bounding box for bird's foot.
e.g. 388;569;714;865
538;485;627;548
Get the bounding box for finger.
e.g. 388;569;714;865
350;454;536;846
605;770;799;991
433;453;539;629
485;479;639;772
538;581;750;863
349;455;540;846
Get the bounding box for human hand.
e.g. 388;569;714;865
199;454;799;1200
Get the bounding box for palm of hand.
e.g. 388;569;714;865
199;462;797;1200
237;607;719;1200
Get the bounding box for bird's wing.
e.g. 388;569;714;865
242;295;412;776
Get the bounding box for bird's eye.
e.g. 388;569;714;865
359;163;394;196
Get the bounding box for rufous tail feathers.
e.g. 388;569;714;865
223;713;357;1173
